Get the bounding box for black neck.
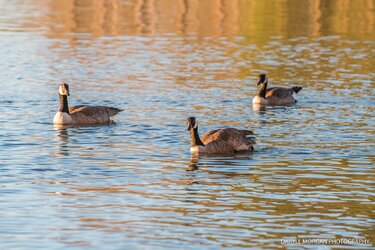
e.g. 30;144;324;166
190;127;204;146
256;81;268;98
59;94;70;114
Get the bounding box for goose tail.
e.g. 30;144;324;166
291;86;302;94
108;107;124;117
241;130;254;136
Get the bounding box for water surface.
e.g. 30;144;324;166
0;0;374;249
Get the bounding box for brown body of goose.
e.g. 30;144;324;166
186;117;255;154
252;74;302;105
53;84;123;125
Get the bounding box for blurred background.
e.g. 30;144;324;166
4;0;374;39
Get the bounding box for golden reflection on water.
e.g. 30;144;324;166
21;0;373;93
17;0;373;41
53;151;374;247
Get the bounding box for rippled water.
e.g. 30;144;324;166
0;0;374;249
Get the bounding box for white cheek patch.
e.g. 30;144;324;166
59;85;69;95
193;121;198;129
59;86;65;95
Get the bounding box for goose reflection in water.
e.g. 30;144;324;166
187;154;254;173
53;124;86;157
54;125;71;156
187;154;200;171
252;103;268;114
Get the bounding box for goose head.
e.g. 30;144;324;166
59;83;70;96
257;74;268;85
186;117;198;131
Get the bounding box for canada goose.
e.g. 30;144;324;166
252;74;302;105
186;117;255;154
53;83;123;125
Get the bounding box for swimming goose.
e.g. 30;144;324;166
53;83;123;125
252;74;302;105
186;117;255;154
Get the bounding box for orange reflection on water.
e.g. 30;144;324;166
29;0;373;41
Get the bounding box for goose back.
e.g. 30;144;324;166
265;87;296;105
69;105;123;125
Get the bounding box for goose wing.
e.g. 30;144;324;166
266;87;294;98
202;128;255;153
201;129;221;144
69;105;86;113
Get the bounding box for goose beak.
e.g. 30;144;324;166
187;124;192;131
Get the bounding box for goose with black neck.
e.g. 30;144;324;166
186;117;255;154
53;83;123;125
252;74;303;105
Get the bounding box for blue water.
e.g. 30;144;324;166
0;0;374;249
